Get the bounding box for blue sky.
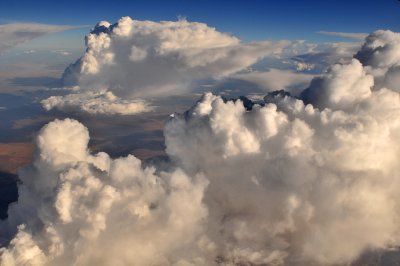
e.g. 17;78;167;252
1;0;400;43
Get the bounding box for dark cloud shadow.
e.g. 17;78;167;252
0;171;18;220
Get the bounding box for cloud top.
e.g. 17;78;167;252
62;16;288;98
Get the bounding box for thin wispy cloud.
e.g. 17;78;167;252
317;30;368;40
0;22;85;52
51;50;71;56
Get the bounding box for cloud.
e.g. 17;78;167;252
3;30;400;266
233;69;314;96
354;30;400;91
317;31;368;40
294;61;314;71
166;35;400;261
1;118;209;265
41;16;289;115
22;50;36;54
41;88;154;115
0;23;79;53
51;50;71;56
300;59;373;109
64;16;287;94
165;87;400;265
355;30;400;69
291;41;362;72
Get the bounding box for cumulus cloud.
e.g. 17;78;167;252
165;88;400;265
41;89;153;115
63;16;287;96
355;30;400;91
40;16;289;115
0;119;209;265
300;59;373;109
0;23;79;53
3;29;400;266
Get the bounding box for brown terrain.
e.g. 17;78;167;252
0;142;34;174
131;148;166;160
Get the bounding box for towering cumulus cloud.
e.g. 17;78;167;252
42;16;287;115
3;30;400;265
0;119;209;265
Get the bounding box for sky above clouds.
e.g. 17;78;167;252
1;0;400;43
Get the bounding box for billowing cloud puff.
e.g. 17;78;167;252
355;30;400;92
356;30;400;69
1;119;209;266
62;16;287;98
300;58;373;109
3;30;400;266
40;16;289;115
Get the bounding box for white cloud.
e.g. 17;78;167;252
165;80;400;264
1;118;209;265
291;41;362;72
301;59;373;109
294;61;314;71
0;23;79;52
41;88;154;115
43;16;290;115
64;16;288;93
356;30;400;69
355;30;400;92
3;29;400;266
22;49;36;54
233;69;314;96
51;50;71;56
